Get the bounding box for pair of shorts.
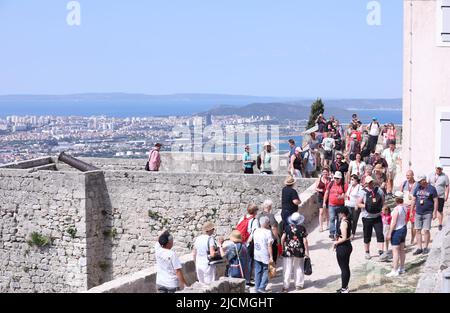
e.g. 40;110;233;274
406;207;415;224
415;213;432;230
391;226;407;246
362;216;384;244
324;150;333;160
317;194;325;208
438;198;445;213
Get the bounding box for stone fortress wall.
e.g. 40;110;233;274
0;155;314;292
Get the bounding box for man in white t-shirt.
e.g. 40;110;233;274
193;221;219;285
321;132;335;168
382;142;400;196
367;117;380;153
252;216;274;293
155;231;187;293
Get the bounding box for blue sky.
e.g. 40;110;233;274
0;0;403;98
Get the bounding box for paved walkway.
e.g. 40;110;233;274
251;202;447;293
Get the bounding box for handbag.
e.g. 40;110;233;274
207;236;225;265
145;161;150;171
268;263;277;279
304;256;312;276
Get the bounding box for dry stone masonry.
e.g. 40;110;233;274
0;156;314;293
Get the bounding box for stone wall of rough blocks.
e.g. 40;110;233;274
0;169;88;293
100;170;315;279
79;154;289;175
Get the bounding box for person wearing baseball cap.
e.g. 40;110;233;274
356;175;387;260
155;230;187;292
427;163;449;231
323;170;348;241
411;174;439;255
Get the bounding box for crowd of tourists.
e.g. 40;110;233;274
152;113;449;294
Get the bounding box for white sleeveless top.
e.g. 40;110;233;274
393;205;407;230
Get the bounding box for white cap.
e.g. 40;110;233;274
333;171;343;179
365;176;374;184
416;174;427;182
394;191;404;198
436;163;444;169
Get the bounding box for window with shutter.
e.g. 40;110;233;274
439;112;450;166
443;0;450;42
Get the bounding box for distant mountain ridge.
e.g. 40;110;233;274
0;93;402;118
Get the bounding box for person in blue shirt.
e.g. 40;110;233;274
242;145;255;174
411;174;438;255
288;139;296;159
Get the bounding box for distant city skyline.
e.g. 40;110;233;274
0;0;403;98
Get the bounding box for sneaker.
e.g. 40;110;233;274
385;270;399;278
329;234;335;240
413;249;423;255
423;248;430;254
379;253;389;262
295;286;304;291
246;282;255;287
439;225;443;231
365;252;371;260
337;288;349;293
281;288;289;293
398;268;406;274
378;250;384;256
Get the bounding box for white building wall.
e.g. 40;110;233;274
403;0;450;178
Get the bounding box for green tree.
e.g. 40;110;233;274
306;98;325;130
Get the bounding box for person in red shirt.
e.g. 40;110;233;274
323;171;348;241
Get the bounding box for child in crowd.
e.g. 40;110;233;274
382;206;392;257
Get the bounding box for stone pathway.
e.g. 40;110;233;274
250;202;446;293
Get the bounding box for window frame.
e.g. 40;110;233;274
437;0;450;46
436;108;450;167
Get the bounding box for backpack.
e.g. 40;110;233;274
283;224;306;258
350;140;361;155
363;187;383;214
236;216;255;243
257;152;263;170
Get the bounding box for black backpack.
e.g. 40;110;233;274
363;187;383;214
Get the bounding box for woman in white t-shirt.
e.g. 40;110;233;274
344;174;362;240
386;191;408;277
347;153;366;182
252;216;274;293
193;221;220;285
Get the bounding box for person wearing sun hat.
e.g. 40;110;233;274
281;176;302;224
192;221;219;285
281;212;309;292
218;230;248;279
259;141;273;175
411;174;438;255
385;191;408;277
427;163;449;231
